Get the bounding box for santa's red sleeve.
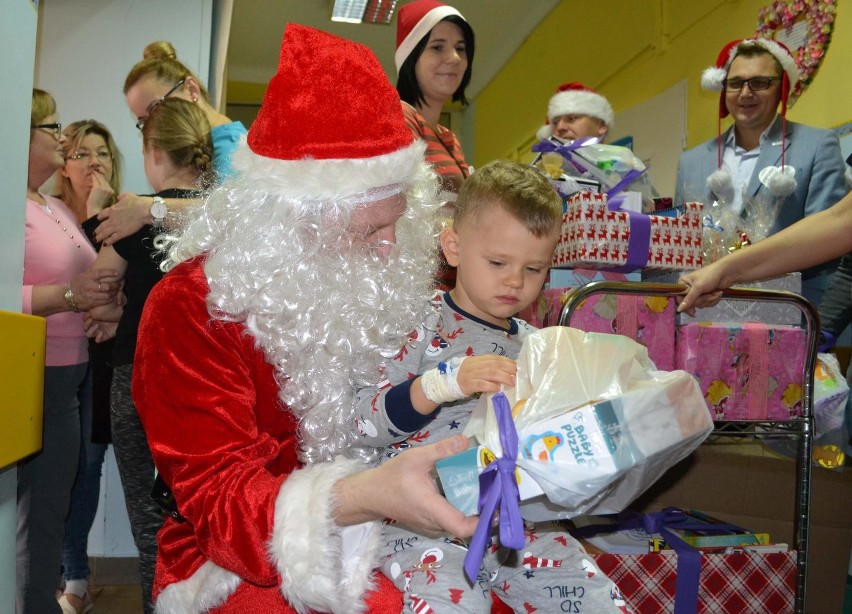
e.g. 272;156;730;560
133;260;383;614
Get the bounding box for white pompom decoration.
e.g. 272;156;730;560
758;165;797;198
701;67;727;91
706;167;734;204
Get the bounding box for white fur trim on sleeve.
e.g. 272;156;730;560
154;560;242;614
269;458;384;614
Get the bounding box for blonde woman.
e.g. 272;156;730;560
58;120;123;225
95;41;245;246
86;98;213;614
55;119;124;614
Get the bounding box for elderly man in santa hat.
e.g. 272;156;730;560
674;38;845;305
536;82;615;143
131;23;480;614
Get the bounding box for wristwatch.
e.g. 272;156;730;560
150;196;168;228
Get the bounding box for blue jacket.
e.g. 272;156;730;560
675;118;847;305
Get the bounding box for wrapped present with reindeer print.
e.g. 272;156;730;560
553;192;703;272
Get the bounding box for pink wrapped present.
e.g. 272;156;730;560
675;323;807;420
565;292;676;371
553;192;703;272
516;269;640;328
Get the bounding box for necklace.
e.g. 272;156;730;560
40;202;83;249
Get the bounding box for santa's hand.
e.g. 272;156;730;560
335;435;478;538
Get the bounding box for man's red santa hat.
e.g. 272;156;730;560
536;82;614;141
700;38;801;199
395;0;465;73
239;23;425;201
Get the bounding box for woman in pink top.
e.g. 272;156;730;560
18;89;121;614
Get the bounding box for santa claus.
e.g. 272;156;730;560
133;23;477;614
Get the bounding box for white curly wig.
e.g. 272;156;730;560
161;140;440;464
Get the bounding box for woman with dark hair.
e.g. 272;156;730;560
395;0;475;289
396;0;474;198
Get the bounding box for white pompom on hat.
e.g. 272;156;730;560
395;0;465;73
701;38;801;199
536;82;614;141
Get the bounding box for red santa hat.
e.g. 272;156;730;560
242;23;425;200
700;38;800;199
536;82;615;141
395;0;465;73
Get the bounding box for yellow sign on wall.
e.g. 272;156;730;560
0;311;45;469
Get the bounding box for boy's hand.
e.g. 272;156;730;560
457;355;517;396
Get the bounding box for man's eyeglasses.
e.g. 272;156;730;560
136;78;185;131
724;76;779;92
31;123;62;138
67;149;113;163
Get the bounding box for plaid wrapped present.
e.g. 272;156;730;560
593;551;796;613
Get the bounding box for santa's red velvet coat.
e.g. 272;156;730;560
133;259;402;614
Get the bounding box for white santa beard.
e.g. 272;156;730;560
194;181;439;464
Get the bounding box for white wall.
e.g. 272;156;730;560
35;0;215;557
0;0;38;608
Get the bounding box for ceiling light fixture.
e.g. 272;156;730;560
331;0;398;24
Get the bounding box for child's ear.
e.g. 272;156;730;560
439;227;461;267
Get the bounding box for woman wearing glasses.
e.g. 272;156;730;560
19;89;121;614
53;119;124;614
95;42;245;247
58;120;123;225
84;98;214;614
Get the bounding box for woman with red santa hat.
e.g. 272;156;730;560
395;0;475;290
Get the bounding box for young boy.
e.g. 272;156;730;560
353;160;630;613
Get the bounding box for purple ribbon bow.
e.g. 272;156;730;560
463;392;525;583
572;507;746;614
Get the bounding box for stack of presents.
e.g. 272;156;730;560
438;137;852;612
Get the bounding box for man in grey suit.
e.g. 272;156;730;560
675;38;846;305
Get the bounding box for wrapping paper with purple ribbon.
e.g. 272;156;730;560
462;392;524;581
571;507;748;614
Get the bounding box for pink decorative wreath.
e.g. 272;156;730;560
755;0;836;101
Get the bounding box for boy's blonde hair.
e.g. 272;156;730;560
454;160;562;238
